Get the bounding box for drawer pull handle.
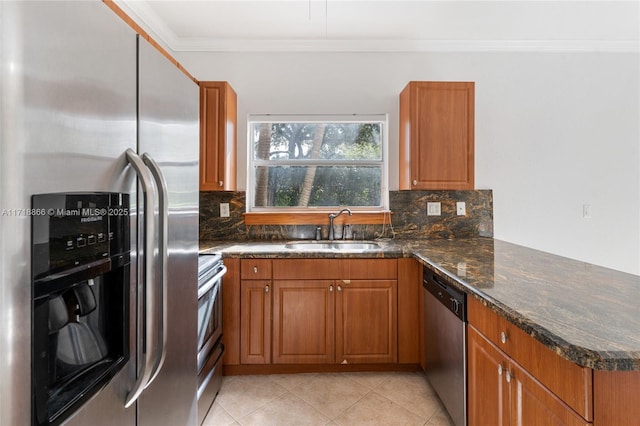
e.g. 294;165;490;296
500;331;508;344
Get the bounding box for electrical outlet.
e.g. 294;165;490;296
220;203;230;218
456;202;466;216
582;204;592;219
427;202;441;216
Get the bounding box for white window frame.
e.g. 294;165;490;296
246;114;389;213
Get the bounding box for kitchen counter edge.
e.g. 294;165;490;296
199;238;640;371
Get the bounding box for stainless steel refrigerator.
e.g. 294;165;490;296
0;1;199;425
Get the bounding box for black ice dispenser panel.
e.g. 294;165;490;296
31;193;130;426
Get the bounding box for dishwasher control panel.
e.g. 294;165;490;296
423;267;467;321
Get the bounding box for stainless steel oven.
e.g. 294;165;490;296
196;254;226;423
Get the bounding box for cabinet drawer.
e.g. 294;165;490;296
468;297;593;421
273;259;397;280
241;259;272;279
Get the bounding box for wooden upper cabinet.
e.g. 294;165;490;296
199;81;237;191
399;81;475;190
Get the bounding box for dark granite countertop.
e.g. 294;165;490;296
200;237;640;371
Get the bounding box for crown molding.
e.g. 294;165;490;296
114;1;639;54
113;0;181;50
171;38;639;53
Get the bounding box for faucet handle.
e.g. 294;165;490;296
343;224;353;240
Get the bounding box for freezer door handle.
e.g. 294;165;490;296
124;149;159;408
142;153;168;387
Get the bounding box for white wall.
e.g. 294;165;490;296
177;50;640;275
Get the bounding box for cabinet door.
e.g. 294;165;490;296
199;81;237;191
468;297;592;420
510;361;591;426
468;326;509;426
240;280;271;364
399;81;474;190
272;280;335;364
335;280;397;364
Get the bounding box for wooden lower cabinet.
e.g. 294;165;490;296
594;370;640;425
468;326;590;426
240;280;271;364
468;325;509;426
237;258;400;366
336;279;397;364
272;280;335;364
271;278;398;364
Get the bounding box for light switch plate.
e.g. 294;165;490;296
220;203;230;218
456;202;466;216
427;202;441;216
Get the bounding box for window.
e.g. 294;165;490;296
247;115;388;213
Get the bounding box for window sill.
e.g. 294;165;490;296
243;211;392;226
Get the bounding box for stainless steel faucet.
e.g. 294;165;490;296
328;208;352;240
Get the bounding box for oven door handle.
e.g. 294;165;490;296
124;149;158;408
142;153;168;387
198;265;227;299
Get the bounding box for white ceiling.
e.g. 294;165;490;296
115;1;639;52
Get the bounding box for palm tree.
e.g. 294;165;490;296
297;124;326;207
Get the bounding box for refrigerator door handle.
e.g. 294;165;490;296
124;148;159;408
141;153;168;387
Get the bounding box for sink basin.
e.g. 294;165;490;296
330;241;381;250
284;241;381;251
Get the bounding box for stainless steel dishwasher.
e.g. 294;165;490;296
423;266;467;426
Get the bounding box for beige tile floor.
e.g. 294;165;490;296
202;371;455;426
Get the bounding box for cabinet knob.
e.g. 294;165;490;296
218;181;224;187
265;285;269;293
498;364;503;376
329;285;334;292
412;179;417;186
500;331;508;344
505;370;512;383
253;266;258;274
337;285;342;292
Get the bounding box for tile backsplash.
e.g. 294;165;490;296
199;190;493;241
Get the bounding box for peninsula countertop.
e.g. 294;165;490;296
199;237;640;371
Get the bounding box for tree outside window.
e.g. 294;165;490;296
248;115;388;212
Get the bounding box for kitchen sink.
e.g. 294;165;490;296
284;241;381;251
